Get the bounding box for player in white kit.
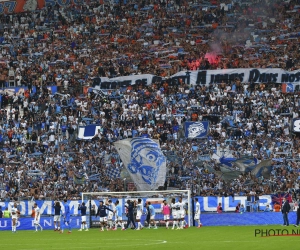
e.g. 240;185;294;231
33;203;43;232
11;203;20;233
181;202;189;229
176;197;185;229
171;198;179;230
106;199;115;230
194;198;202;228
135;198;144;230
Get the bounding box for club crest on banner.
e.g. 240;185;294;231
185;122;209;138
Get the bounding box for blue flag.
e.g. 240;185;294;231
185;121;209;138
78;125;101;140
106;167;121;179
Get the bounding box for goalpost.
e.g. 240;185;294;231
82;190;192;229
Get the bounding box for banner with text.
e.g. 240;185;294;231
0;216;83;231
170;68;300;85
93;74;161;89
0;0;83;14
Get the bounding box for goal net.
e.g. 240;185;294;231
81;190;191;229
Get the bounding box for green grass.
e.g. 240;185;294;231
1;226;299;250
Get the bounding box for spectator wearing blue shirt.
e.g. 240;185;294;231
141;130;149;138
264;205;271;212
252;201;258;212
55;104;61;114
240;204;246;213
132;128;138;137
231;82;236;92
61;123;67;137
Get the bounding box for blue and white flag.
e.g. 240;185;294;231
106;167;121;179
77;125;101;140
184;121;209;139
251;159;272;178
114;138;167;191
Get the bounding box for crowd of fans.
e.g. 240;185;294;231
0;0;300;203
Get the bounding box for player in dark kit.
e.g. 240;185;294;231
96;201;114;231
78;202;88;231
53;201;61;231
125;200;136;230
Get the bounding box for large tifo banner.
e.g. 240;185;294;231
184;121;209;139
170;68;300;85
0;0;83;14
114;138;167;191
0;196;272;217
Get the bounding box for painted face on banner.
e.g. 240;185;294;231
188;122;206;138
128;138;166;189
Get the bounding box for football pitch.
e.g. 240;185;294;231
1;226;299;250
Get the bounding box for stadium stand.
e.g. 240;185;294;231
0;0;299;202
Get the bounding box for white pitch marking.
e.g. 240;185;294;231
10;239;168;249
